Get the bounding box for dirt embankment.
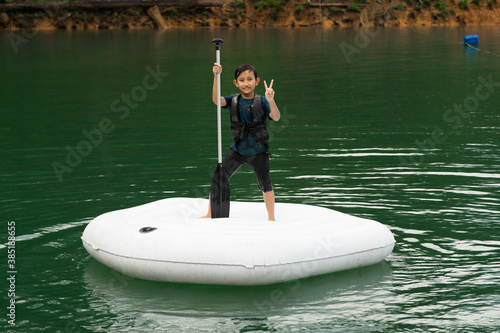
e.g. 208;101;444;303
1;0;499;30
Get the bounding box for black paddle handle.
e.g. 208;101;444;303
212;38;223;50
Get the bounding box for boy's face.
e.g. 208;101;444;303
233;70;260;98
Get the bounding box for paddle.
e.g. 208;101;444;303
210;38;230;218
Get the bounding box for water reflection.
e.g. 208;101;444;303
83;260;393;332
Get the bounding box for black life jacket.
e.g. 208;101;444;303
230;93;270;149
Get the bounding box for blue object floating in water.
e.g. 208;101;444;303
464;35;479;45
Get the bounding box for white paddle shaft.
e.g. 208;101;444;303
216;49;222;164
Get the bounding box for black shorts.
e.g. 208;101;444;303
223;149;273;193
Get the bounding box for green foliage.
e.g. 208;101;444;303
404;0;413;3
354;0;367;4
434;0;447;10
227;1;246;18
294;5;304;13
255;0;267;11
449;7;457;13
471;0;480;4
271;0;288;8
347;4;361;12
458;0;469;8
228;0;246;8
254;0;287;11
166;8;178;15
392;3;404;9
487;0;497;8
330;6;346;13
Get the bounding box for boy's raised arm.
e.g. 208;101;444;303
265;80;280;121
212;63;227;107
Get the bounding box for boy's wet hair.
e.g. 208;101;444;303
235;64;258;80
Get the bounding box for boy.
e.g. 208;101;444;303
202;63;281;221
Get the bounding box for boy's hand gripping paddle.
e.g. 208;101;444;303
210;38;230;218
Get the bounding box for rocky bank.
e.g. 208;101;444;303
0;0;499;31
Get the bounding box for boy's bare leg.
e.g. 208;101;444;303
200;194;211;218
263;190;276;221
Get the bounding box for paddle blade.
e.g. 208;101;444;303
210;163;230;218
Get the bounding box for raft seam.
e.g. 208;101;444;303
82;238;395;269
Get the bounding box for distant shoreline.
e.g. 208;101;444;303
1;0;499;31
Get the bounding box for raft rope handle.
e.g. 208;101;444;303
465;42;481;52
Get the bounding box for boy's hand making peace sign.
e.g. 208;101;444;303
264;80;275;102
264;79;280;121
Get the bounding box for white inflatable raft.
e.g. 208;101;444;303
82;198;395;286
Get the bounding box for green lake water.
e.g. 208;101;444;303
1;27;499;332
